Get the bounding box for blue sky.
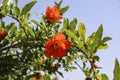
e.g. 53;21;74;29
1;0;120;80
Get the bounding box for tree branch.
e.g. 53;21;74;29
74;61;87;76
1;43;21;51
7;14;29;39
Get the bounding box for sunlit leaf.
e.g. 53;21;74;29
31;20;44;29
97;44;108;50
113;58;120;80
62;29;83;48
60;6;69;14
89;24;103;54
78;23;86;41
96;75;102;80
101;74;109;80
2;0;8;7
102;37;112;43
13;7;20;17
20;1;37;16
70;18;77;32
26;26;35;38
55;0;62;8
86;32;95;44
0;19;5;28
63;18;69;29
10;25;17;37
14;0;18;7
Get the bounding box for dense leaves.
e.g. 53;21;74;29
0;0;116;80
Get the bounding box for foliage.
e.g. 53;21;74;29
0;0;118;80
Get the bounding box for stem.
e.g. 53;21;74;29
74;61;87;76
90;61;98;80
73;44;98;79
1;43;21;51
72;44;89;59
7;14;29;39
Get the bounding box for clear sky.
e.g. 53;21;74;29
1;0;120;80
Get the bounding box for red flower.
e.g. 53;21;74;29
45;32;71;59
0;29;8;41
33;77;40;80
46;6;62;23
33;73;41;80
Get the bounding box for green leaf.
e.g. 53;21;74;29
113;58;120;80
42;15;47;23
20;1;37;16
13;7;20;17
57;71;64;77
70;18;77;32
2;0;8;7
10;25;17;37
78;23;86;41
62;29;83;48
25;24;35;38
31;20;44;29
14;0;18;7
86;32;95;44
60;6;69;14
102;37;112;43
89;24;103;54
97;44;108;50
55;0;62;8
101;74;109;80
63;18;69;29
0;19;5;28
93;55;100;61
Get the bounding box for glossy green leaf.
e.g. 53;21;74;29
78;23;86;41
63;18;69;29
20;1;37;16
60;6;69;14
101;74;109;80
70;18;77;32
113;58;120;80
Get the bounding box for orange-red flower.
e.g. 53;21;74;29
33;73;41;80
33;77;41;80
45;6;62;23
45;32;71;59
0;29;8;41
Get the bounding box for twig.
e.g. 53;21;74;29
7;14;29;39
74;61;87;76
1;43;21;51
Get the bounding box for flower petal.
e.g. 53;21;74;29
45;39;54;57
53;32;65;40
63;40;71;50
